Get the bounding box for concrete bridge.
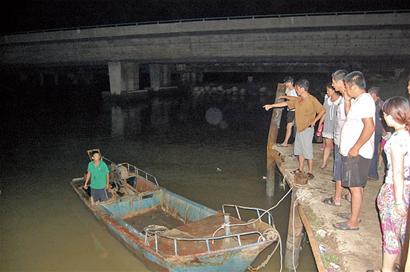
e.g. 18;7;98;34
1;10;410;94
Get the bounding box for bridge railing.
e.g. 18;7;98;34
7;9;410;36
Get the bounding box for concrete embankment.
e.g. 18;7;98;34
272;144;383;271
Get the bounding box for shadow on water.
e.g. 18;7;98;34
0;88;316;271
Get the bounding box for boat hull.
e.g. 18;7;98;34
71;174;274;272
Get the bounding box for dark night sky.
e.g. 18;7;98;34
2;0;409;34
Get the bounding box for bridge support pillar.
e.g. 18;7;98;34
161;64;171;87
197;72;204;83
180;72;202;84
190;72;197;84
108;62;122;95
150;64;172;91
149;64;161;91
123;62;140;92
108;61;140;95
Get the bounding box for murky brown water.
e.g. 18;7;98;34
0;93;316;271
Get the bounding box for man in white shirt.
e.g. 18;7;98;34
279;76;298;147
323;69;348;207
334;71;375;231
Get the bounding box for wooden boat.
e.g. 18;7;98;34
71;150;279;271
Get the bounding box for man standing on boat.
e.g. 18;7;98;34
263;79;325;179
83;150;110;205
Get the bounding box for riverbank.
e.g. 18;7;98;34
272;144;383;271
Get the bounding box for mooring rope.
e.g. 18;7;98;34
212;186;293;238
248;227;283;272
211;174;310;272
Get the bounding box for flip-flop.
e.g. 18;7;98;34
333;221;359;231
307;173;314;180
319;164;327;169
323;197;341;206
291;169;303;174
336;212;362;222
277;143;288;147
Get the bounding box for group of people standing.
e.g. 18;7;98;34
263;71;410;272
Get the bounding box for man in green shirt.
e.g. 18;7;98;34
83;150;110;204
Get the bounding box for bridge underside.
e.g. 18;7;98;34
1;12;409;94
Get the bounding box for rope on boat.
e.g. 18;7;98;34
143;225;169;244
213;174;309;238
248;227;282;272
214;180;310;272
212;186;293;238
144;225;169;236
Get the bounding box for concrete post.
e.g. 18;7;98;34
149;64;161;91
108;62;140;95
161;64;171;87
197;72;204;83
108;61;123;95
190;72;197;84
181;72;190;83
284;190;304;270
123;62;140;91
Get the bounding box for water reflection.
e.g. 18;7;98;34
0;90;315;271
150;97;171;128
105;93;273;141
111;106;125;138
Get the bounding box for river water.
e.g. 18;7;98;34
0;89;316;271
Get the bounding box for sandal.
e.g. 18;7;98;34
277;143;289;147
319;164;327;169
337;212;362;222
291;169;303;174
307;172;314;180
333;221;359;231
342;194;352;203
323;197;341;206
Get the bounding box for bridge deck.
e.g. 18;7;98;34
272;144;382;271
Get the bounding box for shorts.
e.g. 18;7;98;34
294;127;314;160
341;155;371;188
286;110;295;123
91;188;109;202
377;183;410;255
322;132;334;139
333;144;342;181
